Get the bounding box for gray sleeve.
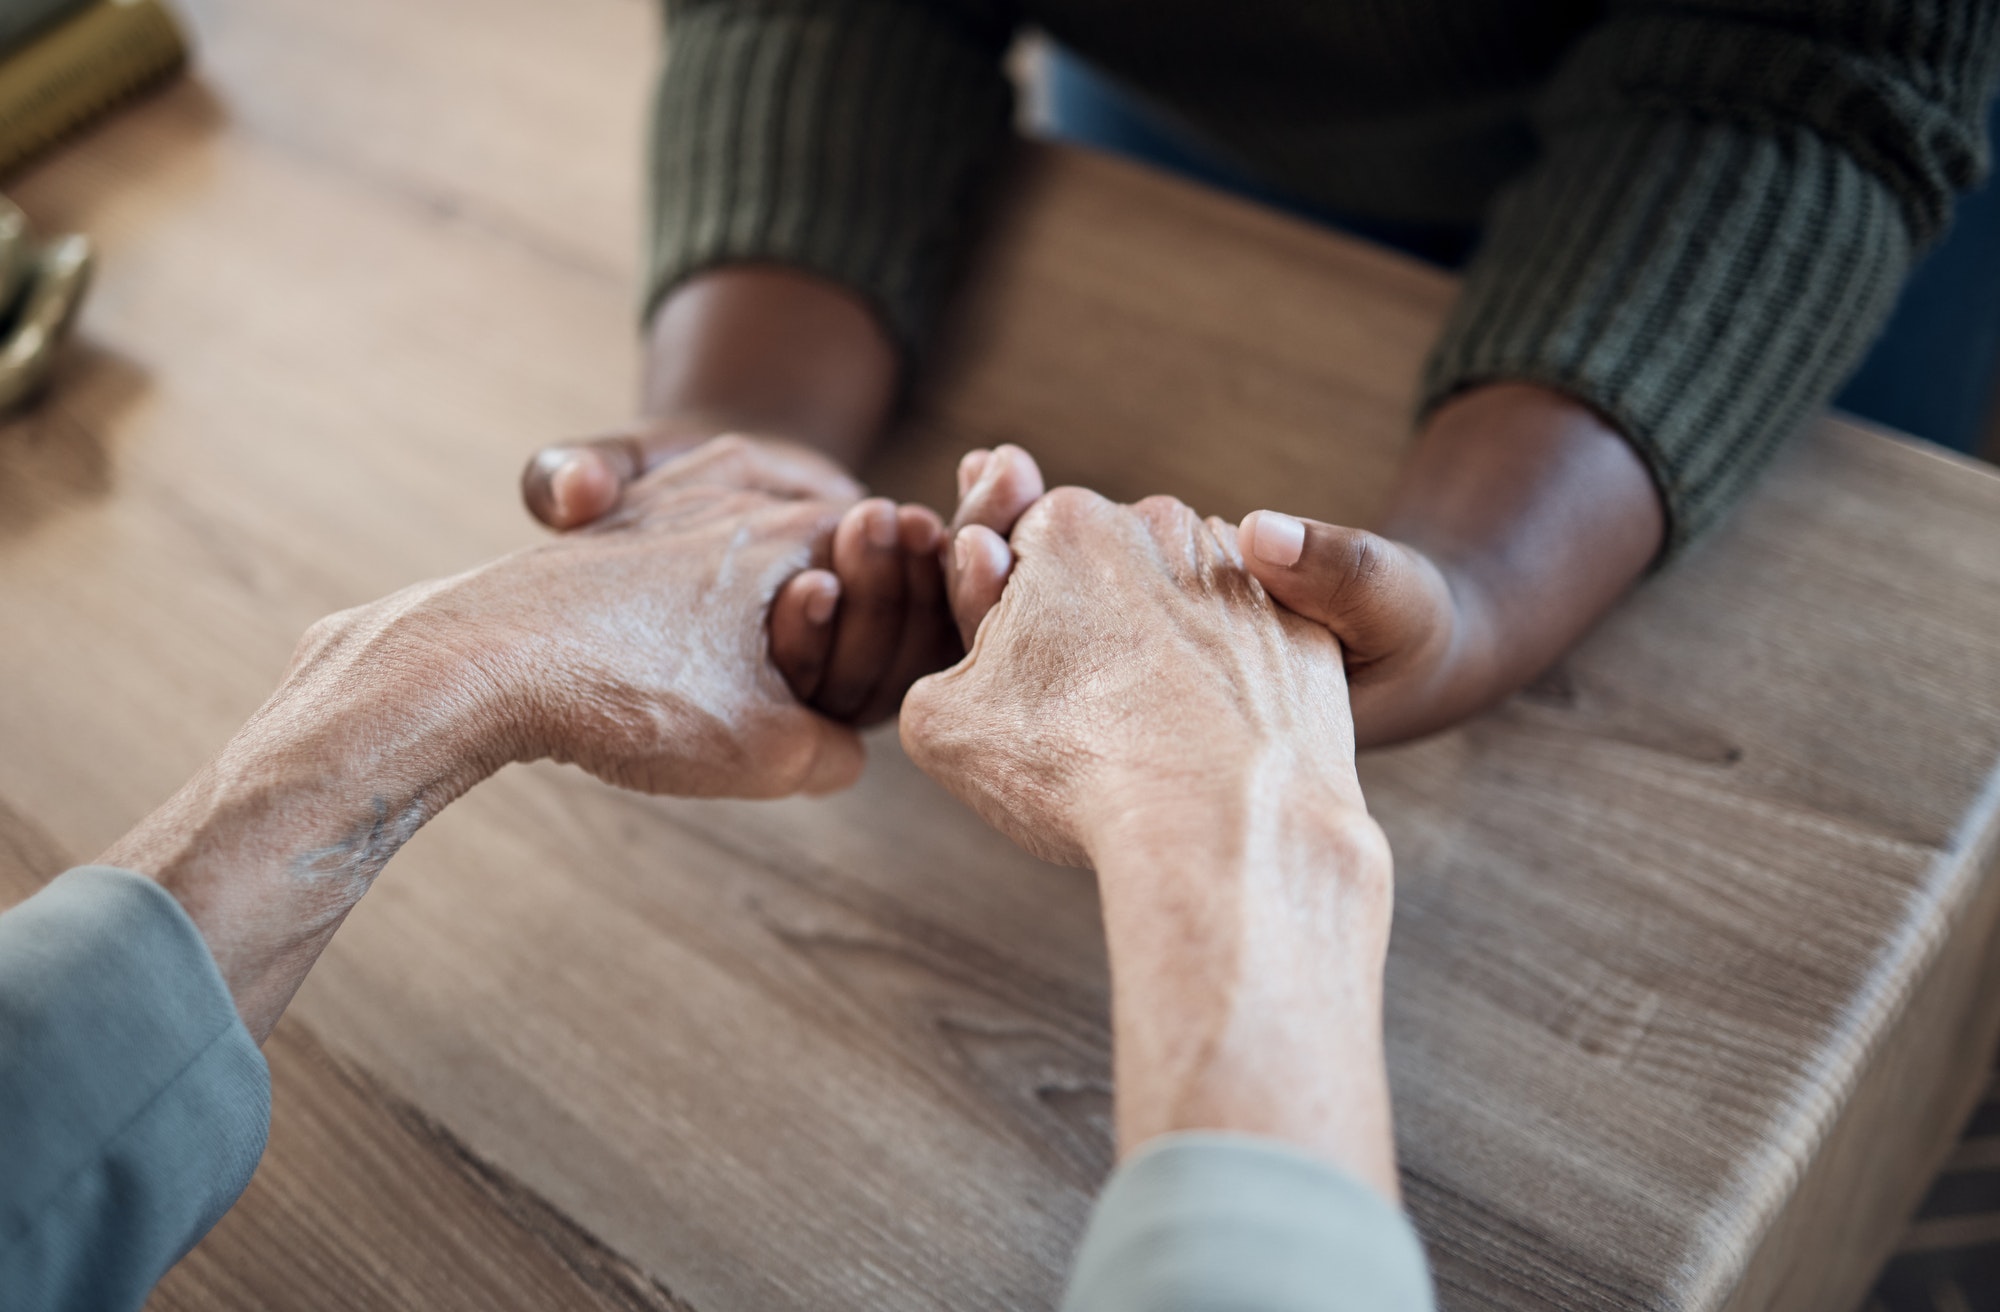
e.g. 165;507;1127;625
0;865;270;1311
1062;1132;1436;1312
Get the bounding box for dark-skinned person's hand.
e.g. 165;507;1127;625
766;443;1045;724
1234;509;1465;750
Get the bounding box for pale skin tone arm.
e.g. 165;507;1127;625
910;470;1399;1194
524;268;1663;745
104;437;869;1041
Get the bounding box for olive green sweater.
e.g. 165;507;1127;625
647;1;2000;554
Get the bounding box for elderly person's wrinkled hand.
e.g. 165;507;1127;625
525;416;1046;730
900;463;1400;1195
106;434;869;1041
900;481;1369;870
329;432;871;799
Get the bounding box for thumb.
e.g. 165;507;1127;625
944;523;1013;649
793;715;867;796
521;432;651;530
1237;510;1448;666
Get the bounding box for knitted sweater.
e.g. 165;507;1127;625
647;0;2000;555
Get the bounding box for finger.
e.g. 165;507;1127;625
956;448;992;499
952;443;1046;535
851;505;955;724
946;524;1013;649
1204;515;1245;567
770;569;841;703
816;498;908;720
1237;510;1446;664
524;430;863;531
522;434;650;530
795;717;868;796
657;432;864;503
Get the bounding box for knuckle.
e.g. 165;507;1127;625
1018;485;1103;541
898;673;962;755
287;607;363;676
1324;529;1390;603
1039;485;1094;518
748;715;821;794
898;685;942;760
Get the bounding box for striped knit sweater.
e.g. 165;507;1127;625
647;1;2000;555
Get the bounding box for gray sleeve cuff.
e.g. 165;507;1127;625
1063;1132;1435;1312
0;865;271;1311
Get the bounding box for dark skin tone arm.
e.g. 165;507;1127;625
522;266;1665;745
1250;380;1665;745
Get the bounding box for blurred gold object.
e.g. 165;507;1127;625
0;197;33;309
0;0;187;179
0;225;90;412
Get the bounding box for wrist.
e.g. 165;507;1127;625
1079;742;1366;871
642;265;898;469
1085;769;1398;1188
98;594;516;1038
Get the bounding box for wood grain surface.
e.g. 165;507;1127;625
0;1;1996;1309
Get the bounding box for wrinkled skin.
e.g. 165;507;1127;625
902;485;1365;870
431;433;868;797
105;435;867;1040
526;424;1046;728
900;479;1399;1192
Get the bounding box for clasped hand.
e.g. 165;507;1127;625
514;431;1398;870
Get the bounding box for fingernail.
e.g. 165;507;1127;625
804;580;838;625
958;450;991;497
866;501;898;549
1249;511;1306;567
957;527;1007;577
902;510;940;553
547;455;592;513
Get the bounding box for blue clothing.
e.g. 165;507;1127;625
0;867;269;1311
0;866;1436;1310
1045;50;2000;456
1065;1133;1436;1312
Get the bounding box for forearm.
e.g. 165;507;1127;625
1362;381;1664;744
641;265;902;470
643;0;1014;466
1085;764;1400;1199
98;602;508;1041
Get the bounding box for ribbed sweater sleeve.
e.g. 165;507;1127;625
647;0;1018;357
1421;2;2000;556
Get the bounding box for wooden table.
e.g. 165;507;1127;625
2;2;1998;1309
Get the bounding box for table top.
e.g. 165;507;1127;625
2;2;1999;1310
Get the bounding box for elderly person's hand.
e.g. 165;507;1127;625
899;473;1401;1196
902;483;1367;869
528;421;1046;728
105;435;867;1040
435;432;869;797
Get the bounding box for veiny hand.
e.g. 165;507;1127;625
901;484;1365;869
522;418;1043;727
376;432;868;797
1233;511;1467;748
107;434;868;1040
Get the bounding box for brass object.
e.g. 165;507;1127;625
0;0;188;179
0;224;90;412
